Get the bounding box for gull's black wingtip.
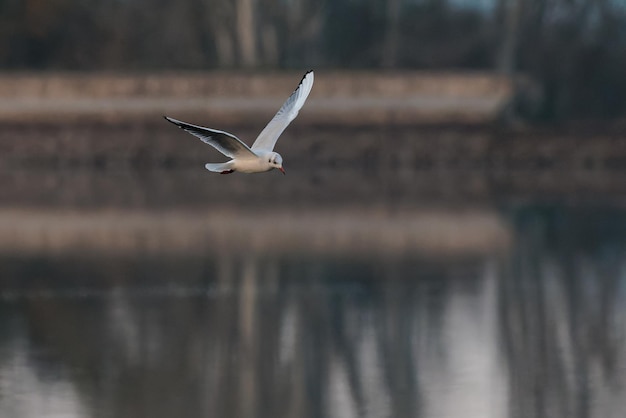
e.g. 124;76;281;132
298;70;314;86
163;116;186;131
163;116;180;127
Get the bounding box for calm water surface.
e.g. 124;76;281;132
0;205;625;418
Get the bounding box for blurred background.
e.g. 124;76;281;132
2;0;626;118
1;1;626;417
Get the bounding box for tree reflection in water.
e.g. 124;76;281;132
500;207;626;418
0;207;625;418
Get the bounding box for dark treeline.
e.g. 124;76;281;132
0;0;625;119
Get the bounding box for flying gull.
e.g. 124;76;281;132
164;70;314;174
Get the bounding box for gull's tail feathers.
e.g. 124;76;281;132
205;162;234;174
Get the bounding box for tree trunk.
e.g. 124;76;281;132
215;29;236;68
201;0;236;68
236;0;257;68
261;24;279;67
382;0;401;68
496;0;522;74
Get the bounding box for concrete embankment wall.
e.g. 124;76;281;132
0;71;516;125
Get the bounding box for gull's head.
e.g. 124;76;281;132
268;152;285;175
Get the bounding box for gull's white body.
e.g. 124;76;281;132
164;71;314;174
217;151;279;174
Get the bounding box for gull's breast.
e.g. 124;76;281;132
233;157;272;173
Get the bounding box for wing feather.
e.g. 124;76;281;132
164;116;257;159
251;70;314;152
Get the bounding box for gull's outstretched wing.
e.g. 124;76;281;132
164;116;257;159
251;70;314;152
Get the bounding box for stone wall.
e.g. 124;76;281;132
0;71;518;124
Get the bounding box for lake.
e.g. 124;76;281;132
0;125;625;417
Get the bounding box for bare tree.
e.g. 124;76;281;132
283;0;324;67
236;0;258;67
496;0;523;74
381;0;401;68
204;0;237;68
258;0;281;67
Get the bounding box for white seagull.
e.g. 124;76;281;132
164;70;314;175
